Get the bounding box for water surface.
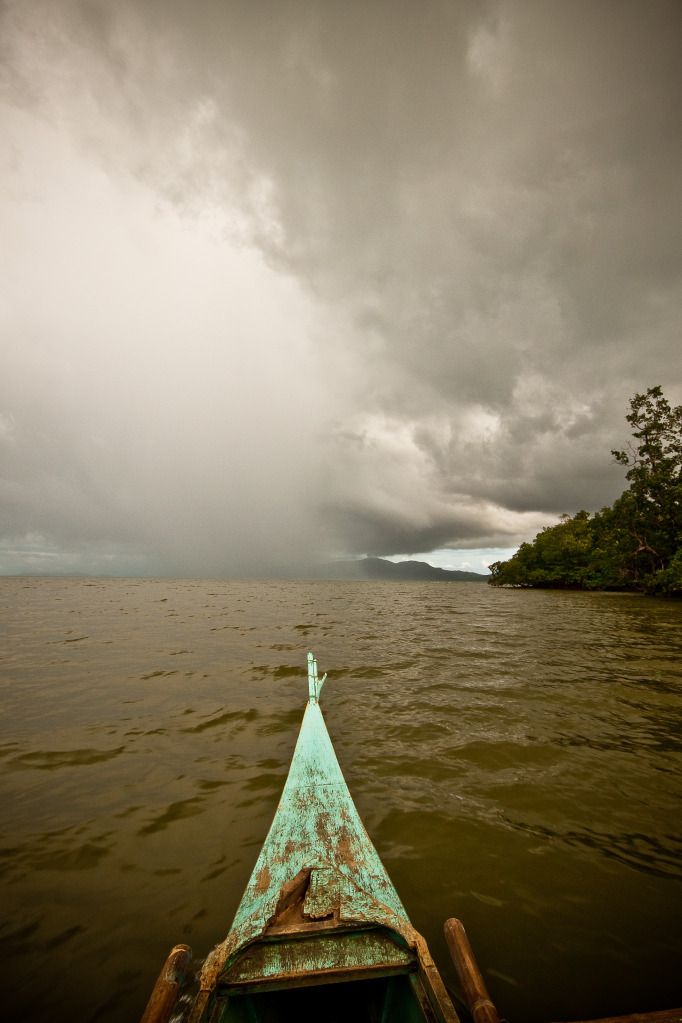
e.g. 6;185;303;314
1;578;680;1021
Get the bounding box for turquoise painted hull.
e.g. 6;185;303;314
142;655;460;1023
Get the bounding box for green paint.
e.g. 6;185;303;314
224;930;412;989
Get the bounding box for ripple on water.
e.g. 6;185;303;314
137;797;206;836
181;708;259;734
1;826;114;880
8;747;125;770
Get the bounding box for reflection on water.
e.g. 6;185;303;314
1;578;681;1022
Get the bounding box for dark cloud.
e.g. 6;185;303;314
1;0;680;572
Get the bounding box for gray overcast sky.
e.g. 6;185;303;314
1;0;681;576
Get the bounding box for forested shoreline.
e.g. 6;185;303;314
489;387;682;595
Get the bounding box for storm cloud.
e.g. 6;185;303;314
1;0;680;575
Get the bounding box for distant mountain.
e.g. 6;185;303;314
315;557;490;582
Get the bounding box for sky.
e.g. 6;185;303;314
1;0;681;577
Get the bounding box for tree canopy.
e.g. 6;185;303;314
489;387;682;595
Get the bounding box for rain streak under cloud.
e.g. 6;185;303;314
1;0;681;576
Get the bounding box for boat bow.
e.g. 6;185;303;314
190;653;458;1023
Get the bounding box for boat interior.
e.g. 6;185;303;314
214;972;444;1023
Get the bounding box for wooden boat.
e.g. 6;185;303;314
141;653;464;1023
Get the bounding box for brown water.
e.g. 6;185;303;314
1;577;680;1023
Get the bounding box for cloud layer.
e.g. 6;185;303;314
1;0;681;574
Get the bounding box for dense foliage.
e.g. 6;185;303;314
489;387;682;595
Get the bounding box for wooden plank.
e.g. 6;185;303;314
554;1011;682;1023
303;865;338;919
224;929;412;988
416;932;463;1023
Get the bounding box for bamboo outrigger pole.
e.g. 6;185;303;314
140;944;192;1023
444;918;502;1023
